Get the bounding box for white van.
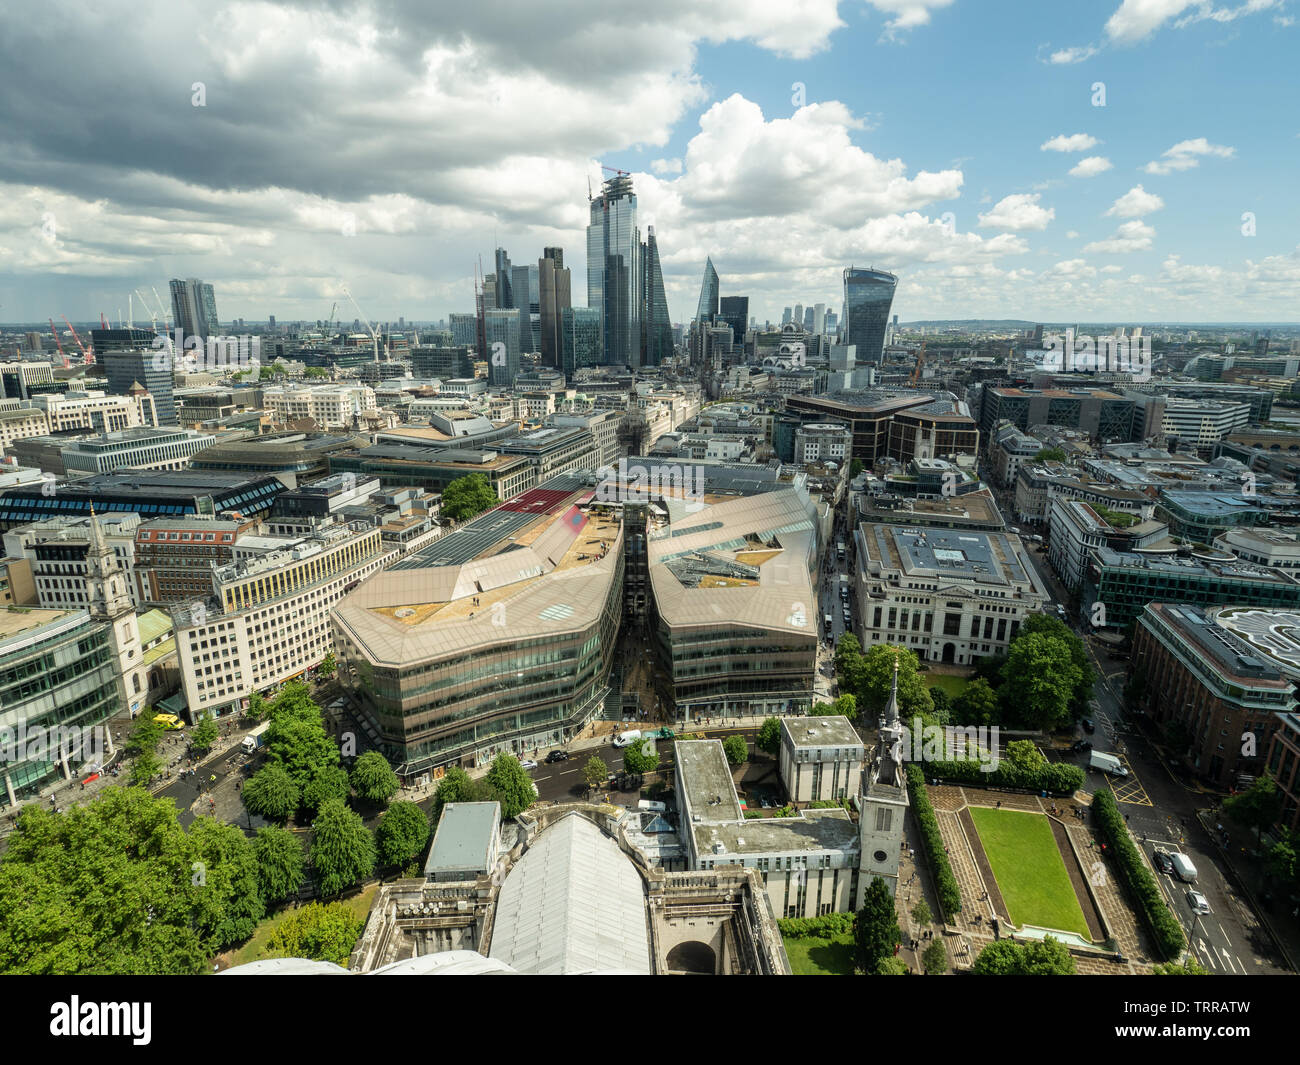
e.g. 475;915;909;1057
1089;750;1129;777
637;799;667;813
613;729;642;748
1169;852;1198;883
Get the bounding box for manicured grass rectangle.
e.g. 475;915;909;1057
925;673;972;699
782;933;856;975
968;807;1089;938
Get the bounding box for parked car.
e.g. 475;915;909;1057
519;760;538;770
1070;739;1093;752
545;749;569;763
1081;718;1096;733
1152;850;1174;875
1187;890;1211;915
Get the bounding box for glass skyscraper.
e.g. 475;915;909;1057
169;277;220;341
483;308;522;386
539;247;571;370
695;256;719;323
641;226;673;366
586;174;641;366
719;295;748;348
843;267;897;365
561;307;601;377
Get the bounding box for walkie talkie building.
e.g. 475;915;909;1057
843;267;897;365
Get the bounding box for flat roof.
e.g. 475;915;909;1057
781;716;863;749
0;606;75;641
424;802;499;876
676;740;744;824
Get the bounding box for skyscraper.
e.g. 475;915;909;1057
103;350;177;425
843;267;898;366
792;304;804;330
538;247;571;370
449;313;478;351
641;226;673;366
560;307;601;377
802;306;815;332
483;308;522;386
494;248;513;310
695;257;719;324
782;307;793;325
169;278;220;342
511;263;540;352
587;173;641;366
813;303;826;335
719;296;749;349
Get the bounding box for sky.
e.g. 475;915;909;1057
1;0;1297;327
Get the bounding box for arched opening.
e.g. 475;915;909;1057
942;643;956;664
666;941;716;974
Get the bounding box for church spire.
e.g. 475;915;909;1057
883;649;900;728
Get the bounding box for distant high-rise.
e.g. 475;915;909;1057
483;308;522;386
268;315;276;330
719;296;749;348
802;306;815;332
538;247;571;370
494;248;513;310
560;307;601;377
103;350;177;426
695;257;719;324
587;173;641;366
782;307;793;325
843;267;898;366
449;313;478;351
169;278;220;342
793;304;804;330
510;263;540;352
641;226;673;366
812;303;826;335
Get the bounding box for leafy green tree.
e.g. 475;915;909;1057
126;715;164;755
922;938;948;974
1033;447;1066;462
1003;739;1047;775
859;645;933;721
811;693;858;718
190;716;219;753
1267;830;1298;889
310;798;376;897
253;825;306;904
432;767;484;824
876;956;909;975
928;686;952;725
129;750;163;786
972;935;1075;975
350;751;399;805
1018;614;1094;712
850;459;864;478
243;763;300;822
244;691;268;723
953;677;999;726
484;754;535;819
973;653;1007;687
265;902;365;967
1152;958;1211;975
267;715;340;791
722;734;748;765
999;632;1080;730
302;764;352;814
910;898;932;926
1224;775;1285;845
375;801;431;868
834;632;866;693
440;473;499;522
316;651;337;679
854;877;902;974
622;741;661;776
267;681;325;725
187;817;265;948
303;366;330;379
756;717;782;756
582;756;608;791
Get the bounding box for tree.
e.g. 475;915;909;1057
859;645;932;721
304;366;330;379
999;632;1080;730
834;632;866;693
910;898;932;927
722;734;748;765
582;756;608;791
876;956;909;975
440;473;498;522
1017;614;1095;712
432;767;484;824
622;740;660;776
972;935;1075;975
129;750;163;786
190;716;219;753
1033;447;1066;462
316;651;337;679
850;459;864;478
922;938;948;974
928;686;952;725
265;902;365;967
756;717;782;757
1224;775;1284;845
126;715;164;756
302;764;352;813
310;798;376;897
187;817;265;949
484;754;535;819
375;801;432;869
253;825;306;904
854;877;902;974
243;764;300;822
953;677;999;726
267;715;340;791
1152;958;1211;975
1267;830;1298;889
811;693;857;718
350;751;399;805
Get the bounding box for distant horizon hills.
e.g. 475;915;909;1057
899;319;1300;331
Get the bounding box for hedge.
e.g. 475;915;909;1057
905;764;963;919
778;912;855;939
1092;787;1185;960
922;758;1084;795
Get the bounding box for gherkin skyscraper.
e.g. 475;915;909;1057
641;226;673;366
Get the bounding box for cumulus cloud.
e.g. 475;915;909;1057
977;194;1055;232
652;159;683;175
1104;0;1279;45
1105;184;1166;217
1143;137;1236;174
1046;44;1101;63
1041;133;1101;152
864;0;958;38
1070;156;1113;177
1083;219;1157;253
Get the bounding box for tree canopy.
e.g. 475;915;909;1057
253;825;306;904
310;798;376;897
859;645;933;721
971;935;1076;975
265;902;365;967
999;632;1081;730
484;754;536;819
441;473;498;522
854;877;902;974
375;801;432;869
350;751;400;805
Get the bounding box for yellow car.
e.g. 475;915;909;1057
152;713;185;731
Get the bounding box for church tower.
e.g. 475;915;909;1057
85;508;147;716
857;651;910;903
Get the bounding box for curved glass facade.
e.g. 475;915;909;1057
843;267;897;366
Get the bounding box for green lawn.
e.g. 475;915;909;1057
925;673;973;699
782;932;857;975
226;883;379;969
968;807;1089;937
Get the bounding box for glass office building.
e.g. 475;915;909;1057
719;296;749;348
483;308;522;386
586;174;641;366
561;307;601;377
103;349;177;425
842;267;897;365
695;256;719;323
641;227;673;366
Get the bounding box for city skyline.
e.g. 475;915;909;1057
1;2;1297;327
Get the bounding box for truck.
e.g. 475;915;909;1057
836;540;846;560
241;721;271;754
1089;750;1128;777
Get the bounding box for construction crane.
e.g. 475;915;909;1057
326;301;338;340
100;313;109;329
909;341;926;387
61;315;94;365
48;318;69;368
151;285;172;334
342;285;386;363
600;164;630;176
